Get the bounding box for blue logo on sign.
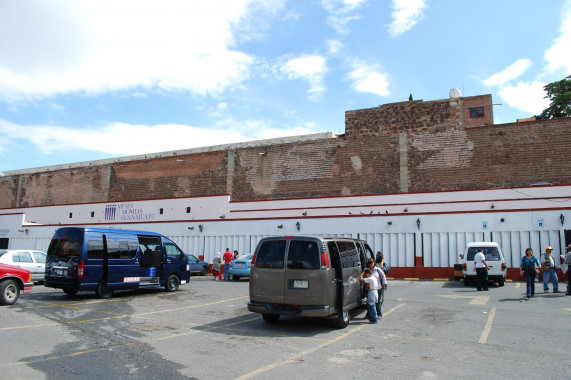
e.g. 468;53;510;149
105;204;117;221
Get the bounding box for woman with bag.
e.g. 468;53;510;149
520;248;541;298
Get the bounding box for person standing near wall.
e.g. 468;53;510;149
375;251;385;267
520;248;541;298
541;246;559;293
561;244;570;295
212;252;222;280
223;248;233;281
474;248;490;291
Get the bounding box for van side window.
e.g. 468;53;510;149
327;241;341;269
165;243;183;260
88;238;104;259
287;240;319;269
88;234;138;259
256;240;286;268
339;241;359;268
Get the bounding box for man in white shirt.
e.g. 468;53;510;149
474;248;490;291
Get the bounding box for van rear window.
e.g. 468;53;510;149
255;240;286;268
287;240;320;269
48;236;82;257
467;247;501;261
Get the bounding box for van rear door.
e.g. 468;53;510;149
250;239;287;304
46;228;83;285
283;239;324;306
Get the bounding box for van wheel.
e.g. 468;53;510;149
165;275;180;292
498;278;505;286
200;266;209;276
262;313;280;322
63;288;78;296
332;309;350;329
0;279;19;305
96;281;114;299
463;278;469;286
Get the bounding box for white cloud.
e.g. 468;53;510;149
544;0;571;75
0;0;263;102
321;0;367;35
0;117;323;157
347;62;390;96
387;0;427;38
283;55;328;97
497;81;549;115
484;59;532;86
326;39;344;55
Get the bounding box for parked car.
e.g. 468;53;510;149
186;254;209;275
228;253;254;280
0;263;34;305
459;242;506;286
0;249;47;283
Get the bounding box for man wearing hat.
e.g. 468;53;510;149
541;246;559;293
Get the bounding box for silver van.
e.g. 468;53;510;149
248;236;374;328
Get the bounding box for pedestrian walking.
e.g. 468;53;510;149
520;248;541;298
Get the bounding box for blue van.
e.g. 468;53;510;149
45;227;191;298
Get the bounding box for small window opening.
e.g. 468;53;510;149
470;107;485;118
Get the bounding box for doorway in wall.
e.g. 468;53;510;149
0;238;8;249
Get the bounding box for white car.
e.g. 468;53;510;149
459;242;506;286
0;250;47;283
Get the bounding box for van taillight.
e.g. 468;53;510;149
501;263;506;270
78;261;84;278
462;263;466;270
321;252;330;269
252;252;257;266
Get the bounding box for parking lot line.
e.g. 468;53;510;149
437;294;489;306
236;303;406;380
478;307;496;344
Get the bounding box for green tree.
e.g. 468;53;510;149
540;75;571;119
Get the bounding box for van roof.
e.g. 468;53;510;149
466;242;500;247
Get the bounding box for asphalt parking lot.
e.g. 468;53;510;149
0;277;568;380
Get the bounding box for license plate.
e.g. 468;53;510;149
55;268;65;276
293;280;308;289
237;264;244;268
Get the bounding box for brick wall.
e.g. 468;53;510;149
1;95;569;208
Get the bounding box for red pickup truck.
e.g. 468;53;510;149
0;263;34;305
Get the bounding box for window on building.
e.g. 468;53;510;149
470;107;485;118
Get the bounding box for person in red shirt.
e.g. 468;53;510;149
223;248;233;281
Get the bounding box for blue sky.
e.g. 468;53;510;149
1;0;570;172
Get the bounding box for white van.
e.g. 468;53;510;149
459;242;506;286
